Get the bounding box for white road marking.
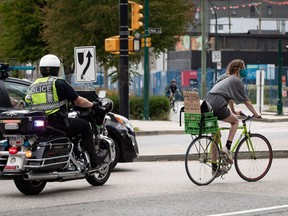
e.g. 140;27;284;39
207;204;288;216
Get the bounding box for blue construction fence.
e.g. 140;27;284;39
128;65;288;108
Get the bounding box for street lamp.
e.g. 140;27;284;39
207;0;218;83
207;0;218;50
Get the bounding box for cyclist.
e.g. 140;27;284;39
167;79;178;100
167;79;180;111
205;59;261;166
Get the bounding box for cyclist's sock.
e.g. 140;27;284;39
226;140;232;150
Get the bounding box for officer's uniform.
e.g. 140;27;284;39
26;76;93;147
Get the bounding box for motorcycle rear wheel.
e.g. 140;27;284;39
13;176;46;195
86;163;112;186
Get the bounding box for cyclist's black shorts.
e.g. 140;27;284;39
205;93;230;120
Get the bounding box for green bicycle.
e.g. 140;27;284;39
184;113;273;186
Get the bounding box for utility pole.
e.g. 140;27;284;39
119;0;129;118
143;0;150;120
200;0;207;98
277;39;283;115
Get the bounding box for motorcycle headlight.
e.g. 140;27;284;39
114;114;133;131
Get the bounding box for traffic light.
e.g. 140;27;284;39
141;37;152;48
130;1;143;30
129;36;141;52
105;35;140;54
145;37;151;47
105;36;120;53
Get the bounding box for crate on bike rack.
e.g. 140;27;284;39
184;112;218;135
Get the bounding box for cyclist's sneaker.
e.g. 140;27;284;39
221;146;233;164
212;167;229;178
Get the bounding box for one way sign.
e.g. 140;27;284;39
74;46;96;82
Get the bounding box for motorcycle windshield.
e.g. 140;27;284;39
64;73;98;101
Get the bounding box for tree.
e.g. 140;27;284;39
0;0;47;63
42;0;194;73
0;0;195;78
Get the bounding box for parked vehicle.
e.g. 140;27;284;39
0;65;138;168
0;91;115;195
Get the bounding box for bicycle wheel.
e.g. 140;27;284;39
234;133;273;182
172;99;179;113
185;135;220;186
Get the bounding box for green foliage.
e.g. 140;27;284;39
107;92;170;120
247;84;279;105
0;0;47;62
0;0;194;71
149;96;170;120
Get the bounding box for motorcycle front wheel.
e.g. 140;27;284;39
13;176;46;195
86;163;112;186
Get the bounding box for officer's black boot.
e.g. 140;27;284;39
82;138;108;168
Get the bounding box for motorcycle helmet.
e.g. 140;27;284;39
171;79;176;83
39;54;61;77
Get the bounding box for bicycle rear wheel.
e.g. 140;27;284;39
185;135;220;186
234;133;273;182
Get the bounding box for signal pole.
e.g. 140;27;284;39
143;0;150;120
119;0;129;119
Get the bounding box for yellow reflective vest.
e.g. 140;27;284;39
25;76;67;115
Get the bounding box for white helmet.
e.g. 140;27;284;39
39;54;61;77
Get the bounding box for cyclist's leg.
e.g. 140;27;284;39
211;133;220;173
222;113;239;143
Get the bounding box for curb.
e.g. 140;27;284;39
135;117;288;136
136;130;184;136
134;150;288;162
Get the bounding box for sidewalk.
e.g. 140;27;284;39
131;104;288;161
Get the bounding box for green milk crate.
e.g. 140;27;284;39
184;112;218;135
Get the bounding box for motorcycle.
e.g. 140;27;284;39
0;91;115;195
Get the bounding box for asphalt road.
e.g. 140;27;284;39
1;160;288;216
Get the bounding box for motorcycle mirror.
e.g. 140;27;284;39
98;90;106;98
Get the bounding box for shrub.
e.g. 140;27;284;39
106;91;170;120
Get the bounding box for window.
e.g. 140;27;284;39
267;6;272;16
4;79;30;108
232;8;237;16
218;24;224;31
250;6;255;16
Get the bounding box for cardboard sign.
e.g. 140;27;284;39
183;91;201;114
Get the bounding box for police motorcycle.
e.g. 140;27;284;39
0;84;115;195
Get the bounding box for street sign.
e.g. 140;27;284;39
212;50;221;63
74;46;96;82
148;28;162;34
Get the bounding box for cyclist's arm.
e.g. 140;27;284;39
228;100;240;115
244;100;261;117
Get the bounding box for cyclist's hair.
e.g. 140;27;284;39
226;59;245;76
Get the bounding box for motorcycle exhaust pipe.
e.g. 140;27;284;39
23;171;85;181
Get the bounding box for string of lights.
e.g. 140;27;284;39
262;0;288;5
196;1;288;12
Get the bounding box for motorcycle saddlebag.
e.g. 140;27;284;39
0;110;47;135
26;136;73;171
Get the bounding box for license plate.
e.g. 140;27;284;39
9;136;24;146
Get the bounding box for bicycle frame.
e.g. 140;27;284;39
212;115;256;160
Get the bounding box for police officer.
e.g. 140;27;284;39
25;54;107;168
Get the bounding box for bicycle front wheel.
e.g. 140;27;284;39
185;135;220;186
173;99;179;113
234;133;273;182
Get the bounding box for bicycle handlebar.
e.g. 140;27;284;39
239;111;262;123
